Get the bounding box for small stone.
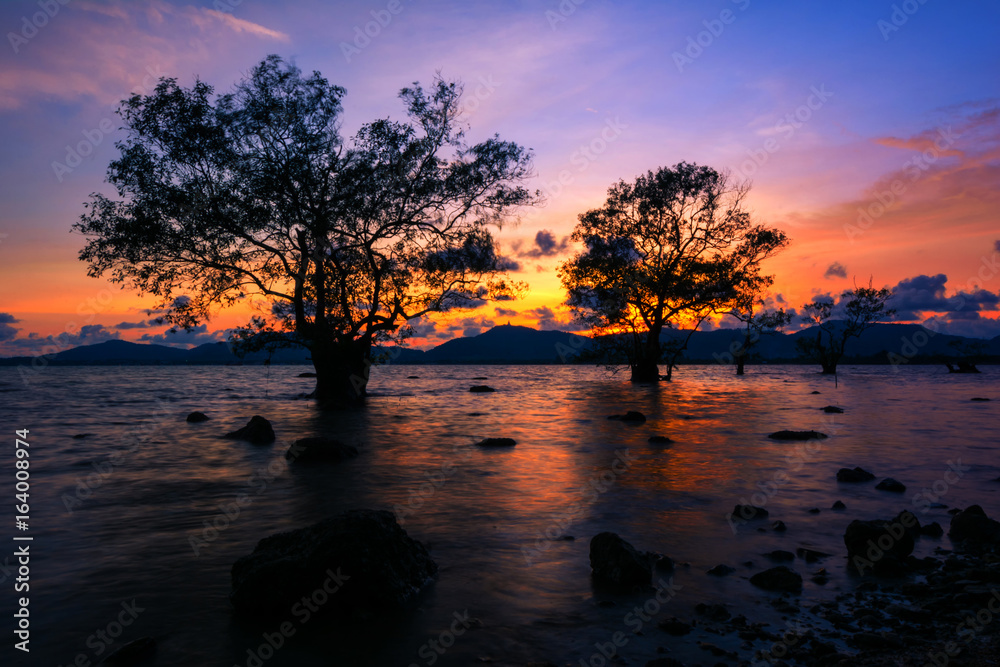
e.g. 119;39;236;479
876;478;907;493
186;411;210;423
920;522;944;538
769;430;828;440
469;385;496;392
608;411;646;423
750;566;802;592
832;500;846;510
807;508;821;514
821;406;844;413
223;415;275;445
837;466;876;482
475;438;517;448
796;547;832;563
707;564;735;576
771;520;787;532
731;504;769;521
764;550;795;562
648;435;673;443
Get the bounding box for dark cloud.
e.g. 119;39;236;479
114;318;160;330
138;324;224;348
2;324;120;354
494;307;518;317
0;313;19;342
497;257;522;272
890;274;999;320
515;230;571;258
995;240;1000;253
824;262;847;279
524;306;589;331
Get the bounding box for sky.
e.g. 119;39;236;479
0;0;998;355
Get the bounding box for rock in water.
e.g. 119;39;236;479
104;636;156;665
707;564;735;576
876;477;906;493
608;411;647;423
223;416;275;445
298;372;317;378
732;504;769;521
768;430;828;440
821;405;844;413
648;435;673;444
589;532;652;587
949;505;1000;546
230;510;437;618
469;385;496;393
476;437;517;448
286;437;359;463
837;466;876;482
186;411;210;423
844;515;916;576
832;500;846;510
749;566;802;592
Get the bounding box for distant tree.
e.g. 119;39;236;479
728;279;792;375
75;56;536;406
558;162;789;382
797;280;895;374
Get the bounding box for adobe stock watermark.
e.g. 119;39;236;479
878;0;931;41
672;0;751;73
340;0;409;63
55;599;145;667
737;85;833;179
52;65;166;183
750;620;809;666
911;460;969;514
407;610;475;667
539;116;628;202
393;443;474;527
455;75;501;121
924;589;1000;666
545;0;586;30
7;0;70;54
845;126;959;242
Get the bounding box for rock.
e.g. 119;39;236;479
771;520;787;532
837;466;875;482
731;504;769;521
589;532;652;587
645;659;686;667
286;437;359;463
608;411;646;423
298;372;317;378
471;376;488;380
652;554;675;573
920;522;944;538
469;385;496;392
72;433;93;439
648;435;673;444
949;505;1000;545
104;636;156;665
707;564;735;576
768;430;828;440
844;516;915;576
695;602;731;621
657;617;692;636
970;397;991;402
810;390;821;394
223;416;276;445
876;477;907;493
230;509;437;618
186;411;210;423
796;547;832;563
750;566;802;592
406;375;420;379
476;437;517;448
764;550;795;562
832;500;846;510
807;507;821;514
821;405;844;413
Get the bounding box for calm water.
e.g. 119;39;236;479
0;363;997;666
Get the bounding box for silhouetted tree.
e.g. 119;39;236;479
75;56;536;405
728;279;792;375
797;280;895;374
558;162;789;382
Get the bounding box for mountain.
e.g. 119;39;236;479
1;322;997;366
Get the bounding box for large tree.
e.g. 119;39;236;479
75;56;536;405
797;280;895;374
558;162;789;382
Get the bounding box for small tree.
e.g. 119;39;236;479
729;299;792;376
797;280;895;374
559;162;789;382
75;56;536;406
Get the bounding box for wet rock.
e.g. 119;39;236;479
707;564;735;576
797;547;832;563
406;375;420;379
657;617;692;636
186;411;210;423
749;566;802;592
844;515;916;576
104;636;156;665
471;376;488;380
223;416;276;445
652;554;675;573
876;477;907;493
970;397;990;402
768;430;828;440
469;385;495;392
648;435;674;444
475;437;517;448
807;507;821;514
589;532;652;587
72;433;93;439
821;405;844;413
771;520;787;532
764;550;795;562
230;509;437;618
286;437;359;463
732;504;769;521
297;372;317;378
832;500;846;510
810;390;821;394
949;505;1000;546
837;466;876;482
645;658;686;667
920;522;944;538
695;602;731;622
608;411;646;423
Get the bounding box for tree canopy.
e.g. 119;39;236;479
75;55;537;404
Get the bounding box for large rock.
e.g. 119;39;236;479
286;437;359;463
589;532;653;587
949;505;1000;547
230;510;436;618
223;416;275;445
837;466;875;482
749;566;802;592
844;513;916;576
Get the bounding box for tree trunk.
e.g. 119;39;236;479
630;333;661;383
736;356;745;375
820;361;837;375
310;339;372;407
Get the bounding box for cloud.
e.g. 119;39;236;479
0;313;20;342
824;262;847;279
524;306;588;331
444;317;496;338
995;240;1000;253
514;230;571;258
494;307;518;317
1;324;120;355
114;318;159;329
138;324;225;347
889;273;1000;320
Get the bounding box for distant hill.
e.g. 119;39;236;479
1;322;997;367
